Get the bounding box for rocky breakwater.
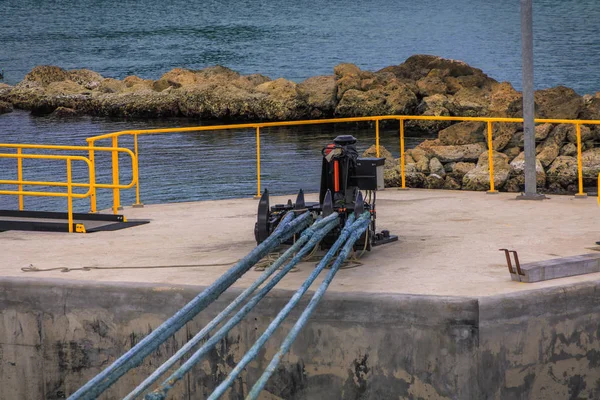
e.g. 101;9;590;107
0;54;539;121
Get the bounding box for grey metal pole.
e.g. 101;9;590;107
518;0;545;200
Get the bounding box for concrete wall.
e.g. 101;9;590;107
0;277;598;399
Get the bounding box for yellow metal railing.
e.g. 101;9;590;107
86;115;600;212
0;144;138;232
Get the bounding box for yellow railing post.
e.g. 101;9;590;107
399;118;407;190
575;123;587;198
375;119;380;158
132;133;143;207
66;159;73;233
88;140;97;213
486;120;497;194
255;126;261;198
111;135;121;213
17;147;23;210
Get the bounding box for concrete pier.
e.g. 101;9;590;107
1;189;600;399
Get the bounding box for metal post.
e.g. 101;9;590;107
111;136;121;213
67;159;73;233
17;147;23;210
486;121;497;194
575;124;587;198
255;126;261;199
88;141;97;213
132;133;144;207
517;0;546;200
399;119;407;190
375;119;380;158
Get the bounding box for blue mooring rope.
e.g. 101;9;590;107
205;212;369;400
124;213;339;400
68;211;310;400
246;215;371;399
145;215;342;400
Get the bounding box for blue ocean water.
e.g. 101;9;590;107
2;0;599;93
1;0;599;211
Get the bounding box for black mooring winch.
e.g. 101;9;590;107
254;135;398;250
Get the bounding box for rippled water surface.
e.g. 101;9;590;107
3;0;600;92
1;0;600;210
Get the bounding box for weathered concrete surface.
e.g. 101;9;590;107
0;278;479;400
0;277;598;399
2;189;600;297
478;282;600;399
511;253;600;283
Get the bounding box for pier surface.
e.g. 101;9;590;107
3;189;600;296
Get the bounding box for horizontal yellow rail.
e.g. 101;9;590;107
0;143;138;215
85;115;600;210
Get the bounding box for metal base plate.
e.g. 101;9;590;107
372;234;398;247
516;193;548;201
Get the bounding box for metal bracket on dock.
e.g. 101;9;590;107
499;249;525;277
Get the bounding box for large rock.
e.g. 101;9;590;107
50;106;79;118
425;174;445;189
502;146;521;162
93;91;180;118
362;145;396;169
0;100;12;114
581;148;600;185
255;78;307;120
415;70;449;96
563;124;593;143
178;84;256;119
407;94;454;134
159;68;198;86
97;78;127;94
492;123;519;151
535;123;553;141
22;65;69;86
379;55;497;93
334;66;417;117
450;87;490;116
448;162;476;180
68;69;104;90
429;157;445;177
546;156;578;189
297;75;336;118
425;142;487;163
508;152;546;188
462;151;512;191
534;86;583;119
560;143;577;157
152;79;181;92
438;121;486;145
443;176;461;190
383;165;425;188
488;82;522;117
406;147;432;173
46;80;89;96
536;125;567;167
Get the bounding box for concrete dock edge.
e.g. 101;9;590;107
0;277;598;399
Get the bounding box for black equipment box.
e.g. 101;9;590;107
354;157;385;190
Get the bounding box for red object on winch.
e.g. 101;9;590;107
323;143;336;155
